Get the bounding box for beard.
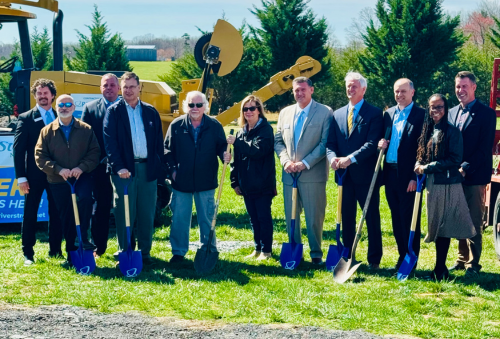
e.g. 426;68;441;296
58;111;73;119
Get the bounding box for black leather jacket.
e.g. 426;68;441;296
416;121;464;185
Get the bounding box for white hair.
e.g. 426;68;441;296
182;91;209;112
345;71;367;89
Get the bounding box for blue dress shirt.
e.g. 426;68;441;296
386;102;414;163
59;117;74;141
125;100;148;159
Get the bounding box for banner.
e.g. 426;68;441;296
0;135;49;223
71;94;103;119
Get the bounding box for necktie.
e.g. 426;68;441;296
294;110;305;149
348;106;354;135
45;111;54;125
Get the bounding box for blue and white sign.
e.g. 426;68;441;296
71;94;103;119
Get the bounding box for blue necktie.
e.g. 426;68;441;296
45;111;54;125
294;110;305;149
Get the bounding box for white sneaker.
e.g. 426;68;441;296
244;251;261;259
256;252;272;261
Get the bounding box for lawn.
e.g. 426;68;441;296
1;121;499;339
129;61;174;81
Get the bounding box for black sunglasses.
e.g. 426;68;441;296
243;106;259;112
188;103;204;108
58;102;74;108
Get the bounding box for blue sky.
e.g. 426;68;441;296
0;0;480;46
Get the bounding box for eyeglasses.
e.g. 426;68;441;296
188;103;204;108
430;105;445;111
122;85;139;91
58;102;74;108
243;106;259;112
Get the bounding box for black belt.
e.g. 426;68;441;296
385;162;398;169
134;158;147;163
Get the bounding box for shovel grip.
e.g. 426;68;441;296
337;186;343;224
71;193;80;226
124;194;130;228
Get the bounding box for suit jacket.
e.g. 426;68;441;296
81;97;108;163
103;99;165;182
326;100;383;185
13;107;57;183
382;103;425;188
448;100;496;186
274;100;333;185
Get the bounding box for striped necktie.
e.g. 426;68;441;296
348;106;354;135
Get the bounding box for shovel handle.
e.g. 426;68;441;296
71;193;80;226
409;175;425;233
211;129;234;229
335;169;346;225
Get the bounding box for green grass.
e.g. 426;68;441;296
129;61;174;81
1;123;500;339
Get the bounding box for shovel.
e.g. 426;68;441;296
67;179;96;275
280;172;303;270
333;127;390;283
397;174;425;281
326;169;350;272
194;129;234;274
118;178;143;278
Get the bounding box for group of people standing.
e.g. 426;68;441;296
14;69;495;281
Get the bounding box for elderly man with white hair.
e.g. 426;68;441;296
326;71;384;269
164;91;230;263
35;94;100;265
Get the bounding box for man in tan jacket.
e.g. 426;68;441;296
35;94;100;265
275;77;333;264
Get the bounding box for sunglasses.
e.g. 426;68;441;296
58;102;74;108
243;106;259;112
188;103;204;108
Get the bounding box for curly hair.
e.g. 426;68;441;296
238;95;266;127
30;78;57;98
416;94;449;164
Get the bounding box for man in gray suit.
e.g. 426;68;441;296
275;77;333;264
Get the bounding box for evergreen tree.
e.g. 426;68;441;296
360;0;465;107
11;26;53;70
250;0;330;110
66;5;131;72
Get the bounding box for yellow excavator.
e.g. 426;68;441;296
0;0;322;223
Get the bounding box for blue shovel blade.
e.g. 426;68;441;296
118;249;143;278
397;253;418;281
280;242;303;270
326;245;350;272
70;249;96;276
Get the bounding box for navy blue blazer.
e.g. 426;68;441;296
326;101;383;185
103;99;165;182
81;98;108;163
382;103;425;187
448;100;496;186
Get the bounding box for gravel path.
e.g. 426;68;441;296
0;305;392;339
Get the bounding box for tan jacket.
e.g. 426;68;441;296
274;100;333;185
35;118;100;184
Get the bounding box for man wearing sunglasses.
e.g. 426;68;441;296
35;94;100;266
103;72;165;265
275;77;333;265
81;73;121;258
13;78;63;266
164;90;230;263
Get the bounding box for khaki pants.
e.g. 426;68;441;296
455;184;486;271
283;181;326;259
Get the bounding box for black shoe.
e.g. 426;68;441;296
311;258;324;265
62;260;74;268
448;264;465;272
24;255;35;266
422;269;449;281
170;255;185;263
142;256;153;265
464;267;479;279
48;251;64;259
368;263;380;270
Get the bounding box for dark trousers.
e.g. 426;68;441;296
244;193;274;253
435;237;451;275
342;173;383;265
385;167;421;264
49;174;93;257
90;164;113;255
21;178;62;258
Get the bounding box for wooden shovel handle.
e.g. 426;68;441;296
71;193;80;226
211;129;234;229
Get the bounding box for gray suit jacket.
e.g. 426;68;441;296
274;100;333;185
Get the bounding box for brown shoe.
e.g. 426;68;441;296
244;251;261;259
256;252;271;261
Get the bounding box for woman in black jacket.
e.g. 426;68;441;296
229;95;276;260
414;94;475;280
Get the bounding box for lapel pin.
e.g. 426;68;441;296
149;121;153;126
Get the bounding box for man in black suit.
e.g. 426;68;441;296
81;73;121;257
448;71;496;277
326;72;384;268
13;78;62;265
103;72;165;264
378;78;425;271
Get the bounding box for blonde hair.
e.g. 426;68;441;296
238;95;266;127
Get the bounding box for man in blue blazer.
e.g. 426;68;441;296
326;72;384;268
103;72;165;264
448;71;496;277
81;73;121;257
378;79;425;271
